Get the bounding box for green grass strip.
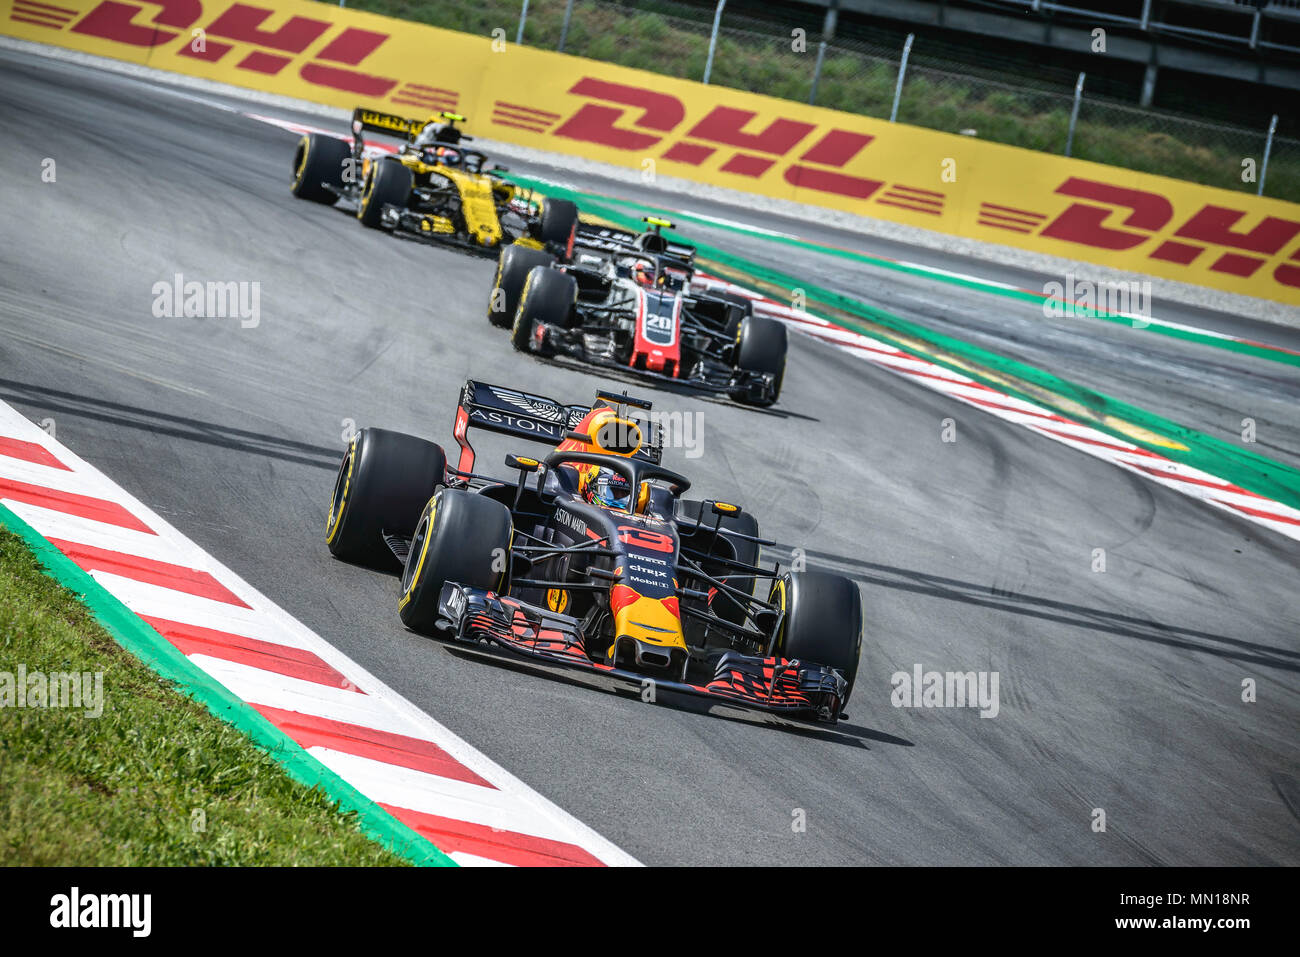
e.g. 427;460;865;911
0;502;454;866
517;175;1300;514
557;185;1300;369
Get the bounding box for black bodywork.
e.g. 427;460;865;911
419;381;848;722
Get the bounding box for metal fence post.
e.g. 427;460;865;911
558;0;575;53
1259;114;1278;196
1139;61;1157;108
516;0;530;46
1065;71;1085;157
702;0;727;85
888;33;913;123
809;0;838;106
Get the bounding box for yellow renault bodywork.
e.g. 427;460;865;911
358;151;516;248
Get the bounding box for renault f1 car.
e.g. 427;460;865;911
487;218;787;405
325;380;862;723
291;108;579;255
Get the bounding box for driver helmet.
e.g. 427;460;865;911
633;261;657;287
579;465;632;511
414;120;460;149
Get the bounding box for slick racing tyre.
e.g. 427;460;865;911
398;489;513;634
291;133;350;204
711;290;754;339
536;198;579;258
326;428;446;571
730;314;787;406
356;158;412;229
511;266;576;353
490;244;555;328
677;500;760;629
771;571;863;707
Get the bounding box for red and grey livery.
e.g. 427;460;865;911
487;219;789;406
325;379;863;724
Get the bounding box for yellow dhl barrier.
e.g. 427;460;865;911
5;0;1299;305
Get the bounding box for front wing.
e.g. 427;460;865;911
534;331;778;405
437;583;845;722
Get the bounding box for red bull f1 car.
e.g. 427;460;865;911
324;380;862;724
487;218;788;406
291;108;579;256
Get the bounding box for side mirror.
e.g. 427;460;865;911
506;454;541;510
711;501;741;517
506;454;540;473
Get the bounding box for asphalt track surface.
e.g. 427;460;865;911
508;167;1300;472
2;48;1298;865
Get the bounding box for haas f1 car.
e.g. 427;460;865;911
325;380;862;724
291;108;579;255
488;218;788;406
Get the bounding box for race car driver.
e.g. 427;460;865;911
579;464;632;511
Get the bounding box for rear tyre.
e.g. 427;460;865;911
490;245;555;328
677;500;759;628
511;266;576;353
398;489;513;634
711;290;753;339
326;428;446;571
772;571;863;707
291;133;350;204
357;158;412;228
536;198;579;258
730;314;787;406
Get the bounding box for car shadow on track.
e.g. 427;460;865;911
0;380;341;471
789;546;1300;674
438;641;912;750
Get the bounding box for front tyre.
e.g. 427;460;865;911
730;314;787;406
398;489;514;634
357;158;412;228
511;266;576;353
291;133;350;204
326;428;446;571
771;571;863;707
490;244;555;328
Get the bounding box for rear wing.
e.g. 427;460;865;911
573;225;697;264
350;107;423;141
452;380;662;474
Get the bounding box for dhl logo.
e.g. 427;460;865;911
1036;178;1300;290
541;77;886;202
8;0;1297;301
524;78;1300;291
10;0;455;109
